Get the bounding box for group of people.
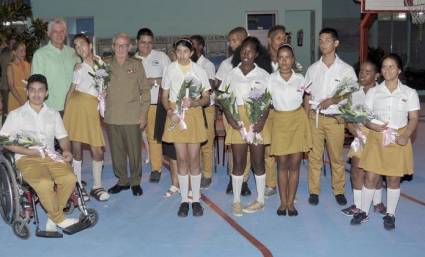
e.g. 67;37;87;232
0;16;419;232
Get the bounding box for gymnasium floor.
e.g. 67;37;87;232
1;105;424;257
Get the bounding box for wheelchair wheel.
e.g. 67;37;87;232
12;220;30;239
0;157;20;224
80;208;98;228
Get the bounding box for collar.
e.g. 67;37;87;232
47;41;65;53
134;51;152;60
236;63;258;77
319;54;340;69
24;101;47;115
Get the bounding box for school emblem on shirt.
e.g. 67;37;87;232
152;60;160;66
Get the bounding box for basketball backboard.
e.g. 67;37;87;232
362;0;422;13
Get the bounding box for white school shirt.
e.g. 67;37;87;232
219;64;270;106
305;55;357;115
364;80;420;129
268;71;305;111
0;102;68;161
161;61;211;102
197;55;215;80
215;56;233;81
197;55;216;106
350;84;378;107
135;50;171;104
73;62;99;97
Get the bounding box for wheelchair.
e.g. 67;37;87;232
0;151;98;239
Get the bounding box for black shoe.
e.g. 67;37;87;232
149;171;161;183
383;214;395;230
107;184;130;194
192;202;204;217
178;202;190;217
288;208;298;217
241;182;251;196
276;208;286;216
226;177;233;194
350;211;368;225
308;194;319;205
335;194;347;206
201;177;212;189
131;185;143;196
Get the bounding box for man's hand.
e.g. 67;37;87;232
62;151;73;162
318;98;334;110
139;115;147;130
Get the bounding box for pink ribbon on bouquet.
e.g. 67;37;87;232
383;128;398;146
244;124;263;145
350;128;367;153
238;121;248;141
98;94;106;118
31;146;64;163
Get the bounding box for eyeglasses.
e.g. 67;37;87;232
115;44;130;49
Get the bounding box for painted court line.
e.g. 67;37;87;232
201;194;273;257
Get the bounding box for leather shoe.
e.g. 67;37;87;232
108;184;130;194
131;185;143;196
335;194;347;206
308;194;319;205
276;208;287;216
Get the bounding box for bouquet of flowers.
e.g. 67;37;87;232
88;56;111;118
0;133;64;162
216;85;247;139
245;88;272;145
169;73;204;131
0;134;40;147
339;103;377;124
330;77;359;104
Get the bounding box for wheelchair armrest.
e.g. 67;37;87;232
2;150;16;167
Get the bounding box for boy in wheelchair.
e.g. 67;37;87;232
1;74;84;233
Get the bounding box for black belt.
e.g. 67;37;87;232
150;104;158;106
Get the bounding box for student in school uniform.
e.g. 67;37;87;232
304;27;357;206
161;39;211;217
190;35;216;189
220;36;272;216
341;60;386;216
350;53;420;230
63;34;109;201
262;25;289;198
134;28;171;183
268;44;312;216
215;27;252;196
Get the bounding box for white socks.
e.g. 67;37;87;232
72;159;82;186
190;174;201;202
92;160;104;189
353;189;362;208
386;188;400;215
231;174;243;203
178;174;189;203
373;188;383;205
255;174;266;204
361;186;375;215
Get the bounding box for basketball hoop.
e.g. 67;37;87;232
404;0;425;24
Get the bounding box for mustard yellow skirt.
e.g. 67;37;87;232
270;107;312;156
162;103;207;144
347;126;369;159
8;87;27;112
63;91;105;147
225;106;271;145
359;127;413;177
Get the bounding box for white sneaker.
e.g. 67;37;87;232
163;185;180;198
57;218;79;229
45;218;57;232
242;201;265;214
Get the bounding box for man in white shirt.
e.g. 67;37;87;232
190;35;216;188
1;74;78;231
215;27;252;196
304;28;357;206
134;28;171;183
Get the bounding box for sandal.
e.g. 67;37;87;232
90;187;110;202
163;185;179;198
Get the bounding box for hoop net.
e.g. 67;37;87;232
404;0;425;24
